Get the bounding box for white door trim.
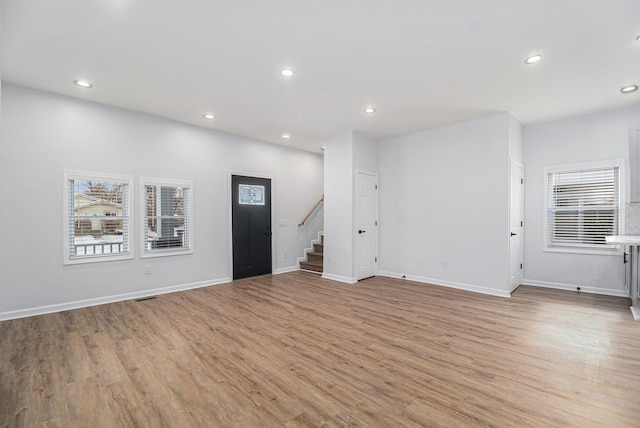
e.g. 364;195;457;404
356;170;378;280
508;159;524;293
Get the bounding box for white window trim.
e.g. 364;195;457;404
63;170;134;265
139;177;193;258
543;159;625;256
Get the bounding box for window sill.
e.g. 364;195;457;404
544;246;623;256
64;253;134;265
140;249;194;259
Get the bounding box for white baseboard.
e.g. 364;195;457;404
378;270;511;298
321;272;357;284
522;278;630;298
0;277;232;321
273;266;299;275
378;270;404;279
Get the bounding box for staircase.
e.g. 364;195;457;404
299;234;324;273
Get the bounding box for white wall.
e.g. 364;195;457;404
378;113;513;296
322;131;379;283
353;132;379;175
322;132;355;282
509;115;523;163
0;83;324;319
523;103;640;296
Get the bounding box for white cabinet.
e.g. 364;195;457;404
629;128;640;202
606;236;640;319
628;246;640;320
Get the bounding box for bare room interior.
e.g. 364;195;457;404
1;1;640;426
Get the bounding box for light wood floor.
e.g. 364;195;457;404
1;272;640;427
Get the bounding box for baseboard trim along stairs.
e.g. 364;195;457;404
299;233;323;274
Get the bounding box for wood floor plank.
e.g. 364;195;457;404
2;271;640;427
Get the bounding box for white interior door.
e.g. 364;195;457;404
509;160;524;292
356;171;378;280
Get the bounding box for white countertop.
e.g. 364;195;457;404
605;235;640;245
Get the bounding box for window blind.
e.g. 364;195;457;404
143;184;191;252
547;167;619;248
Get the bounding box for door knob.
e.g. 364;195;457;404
358;229;365;234
510;232;517;236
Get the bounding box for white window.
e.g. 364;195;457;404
140;178;193;258
544;160;624;255
63;171;134;264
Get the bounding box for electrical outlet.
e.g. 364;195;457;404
283;251;287;260
145;265;152;274
441;259;448;268
327;255;332;263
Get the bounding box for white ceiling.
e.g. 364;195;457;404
2;0;639;153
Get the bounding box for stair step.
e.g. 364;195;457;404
300;234;324;274
307;251;323;263
300;261;323;273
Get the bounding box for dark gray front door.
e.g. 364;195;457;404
231;175;272;279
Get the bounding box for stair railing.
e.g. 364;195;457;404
298;195;324;227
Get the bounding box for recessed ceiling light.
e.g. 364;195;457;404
525;54;543;65
621;85;638;94
321;146;325;150
203;114;214;120
364;107;376;114
280;68;294;77
74;80;92;88
282;134;290;139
